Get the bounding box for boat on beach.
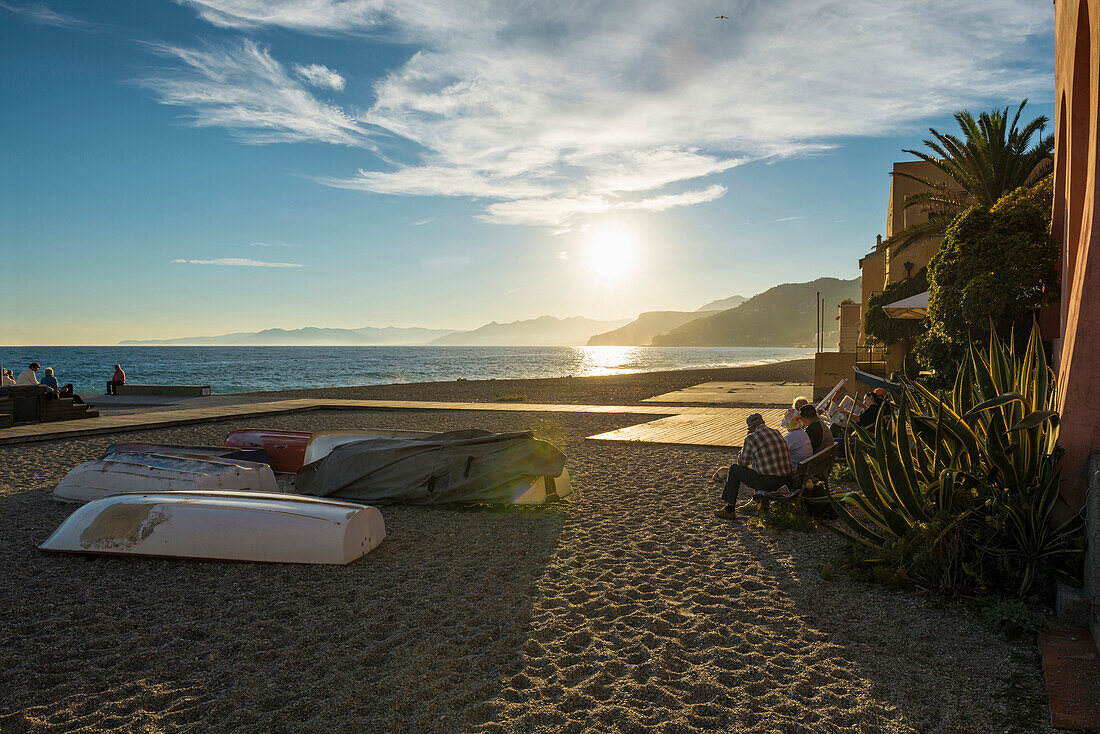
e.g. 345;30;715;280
52;452;280;504
102;443;271;465
224;429;312;473
302;428;437;466
40;490;386;565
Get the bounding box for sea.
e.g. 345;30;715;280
0;346;816;395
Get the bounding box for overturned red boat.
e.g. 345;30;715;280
224;429;312;473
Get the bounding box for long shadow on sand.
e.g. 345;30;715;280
0;430;571;733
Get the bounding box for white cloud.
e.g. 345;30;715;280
171;257;302;268
179;0;1054;230
0;1;102;31
771;215;806;223
139;40;368;146
249;241;299;247
294;63;345;91
410;218;434;226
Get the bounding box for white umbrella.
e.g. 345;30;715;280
882;291;930;319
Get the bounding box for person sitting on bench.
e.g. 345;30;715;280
800;403;828;453
40;368;84;404
715;413;791;521
1;369;14;386
106;364;125;395
16;362;57;399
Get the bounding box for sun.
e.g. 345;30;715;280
583;225;638;282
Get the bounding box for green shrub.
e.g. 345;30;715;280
826;322;1085;598
751;502;818;533
918;177;1059;374
978;598;1048;640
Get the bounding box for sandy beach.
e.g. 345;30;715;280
0;364;1053;733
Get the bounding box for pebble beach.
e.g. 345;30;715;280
0;362;1054;733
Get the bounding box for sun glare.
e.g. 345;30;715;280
583;225;638;282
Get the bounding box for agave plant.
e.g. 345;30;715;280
827;322;1084;597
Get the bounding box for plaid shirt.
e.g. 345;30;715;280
739;425;791;478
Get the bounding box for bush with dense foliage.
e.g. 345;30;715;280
826;323;1084;598
916;177;1059;374
864;268;928;347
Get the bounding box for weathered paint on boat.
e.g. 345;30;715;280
302;429;436;467
224;429;312;473
512;467;573;504
52;453;280;504
39;491;385;565
102;443;272;466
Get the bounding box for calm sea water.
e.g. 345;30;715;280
0;346;815;395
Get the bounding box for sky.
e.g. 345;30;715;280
0;0;1056;345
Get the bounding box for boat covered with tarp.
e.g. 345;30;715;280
294;429;571;505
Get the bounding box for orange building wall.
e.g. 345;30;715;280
1054;0;1100;511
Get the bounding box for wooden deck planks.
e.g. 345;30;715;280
0;397;789;450
586;408;787;448
643;381;812;406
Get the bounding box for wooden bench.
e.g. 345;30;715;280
754;442;838;504
0;385;98;425
114;384;211;397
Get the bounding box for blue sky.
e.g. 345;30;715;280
0;0;1055;345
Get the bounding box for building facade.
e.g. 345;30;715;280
1053;0;1100;643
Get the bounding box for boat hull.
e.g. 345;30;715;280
102;443;271;466
40;491;385;565
224;429;312;473
303;429;436;467
53;453;280;504
512;467;573;504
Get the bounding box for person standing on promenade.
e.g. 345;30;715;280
715;413;791;520
800;403;828;453
106;364;125;395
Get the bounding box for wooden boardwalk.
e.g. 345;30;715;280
0;397;785;450
586;409;786;448
643;381;812;406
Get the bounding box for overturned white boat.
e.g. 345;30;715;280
40;491;385;565
303;429;436;467
52;453;280;504
512;467;573;504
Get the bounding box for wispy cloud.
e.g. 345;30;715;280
410;218;434;226
178;0;1054;230
139;40;369;147
0;1;102;31
248;241;299;247
171;257;302;268
771;215;806;223
294;63;345;91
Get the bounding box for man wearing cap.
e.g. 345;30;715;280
715;412;791;520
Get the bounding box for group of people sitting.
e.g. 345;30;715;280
714;396;830;521
1;362;128;400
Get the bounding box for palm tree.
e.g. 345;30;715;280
887;100;1053;251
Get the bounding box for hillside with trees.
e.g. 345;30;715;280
651;277;860;347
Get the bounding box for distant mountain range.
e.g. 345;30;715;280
120;326;456;346
428;316;630;346
587;310;720;346
652;277;860;347
696;294;747;312
118;280;856;348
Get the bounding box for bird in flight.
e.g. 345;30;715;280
715;15;729;19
